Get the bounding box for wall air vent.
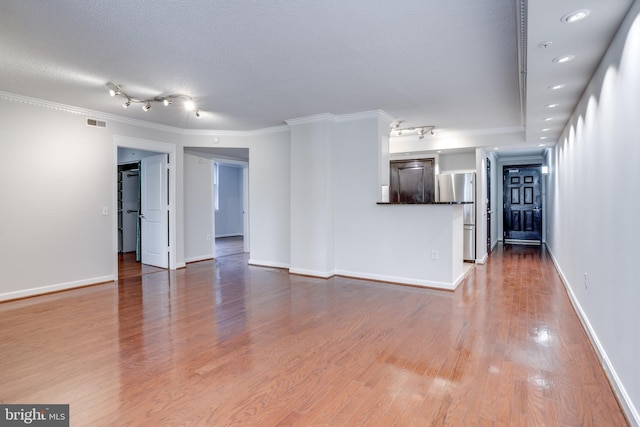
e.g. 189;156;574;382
86;118;107;128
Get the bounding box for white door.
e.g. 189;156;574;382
141;154;168;268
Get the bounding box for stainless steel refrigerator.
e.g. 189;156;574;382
437;172;476;261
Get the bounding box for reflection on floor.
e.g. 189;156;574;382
118;252;165;279
215;236;244;258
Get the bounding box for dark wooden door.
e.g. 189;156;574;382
503;165;542;243
486;158;491;253
390;159;434;203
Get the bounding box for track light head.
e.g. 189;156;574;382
391;123;436;138
107;82;202;117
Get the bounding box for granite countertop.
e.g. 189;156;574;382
376;201;473;205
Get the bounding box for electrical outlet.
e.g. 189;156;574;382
102;206;108;216
431;250;439;260
584;273;588;290
207;234;211;241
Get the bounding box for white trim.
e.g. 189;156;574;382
289;268;335;279
184;255;213;264
113;135;178;278
248;259;290;270
0;276;114;302
547;246;640;426
285;113;336;126
334;269;463;291
334;109;395;123
0;90;288;136
476;253;489;264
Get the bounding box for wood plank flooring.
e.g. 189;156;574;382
0;244;628;426
215;236;244;258
118;252;166;279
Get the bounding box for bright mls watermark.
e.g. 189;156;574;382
0;405;69;426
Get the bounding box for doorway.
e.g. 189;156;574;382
486;157;492;253
114;137;177;280
503;164;542;244
214;161;248;258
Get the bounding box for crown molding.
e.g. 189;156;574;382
286;110;396;126
0;91;291;137
436;126;524;137
285;113;336;126
1;91;397;137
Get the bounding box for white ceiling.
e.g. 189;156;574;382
0;0;634;156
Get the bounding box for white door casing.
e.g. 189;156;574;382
141;154;168;268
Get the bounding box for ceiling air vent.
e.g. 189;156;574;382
86;118;107;128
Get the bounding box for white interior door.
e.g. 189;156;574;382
141;154;168;268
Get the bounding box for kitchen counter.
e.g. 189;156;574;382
376;201;473;205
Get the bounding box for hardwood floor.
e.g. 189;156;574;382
0;245;628;426
215;236;244;258
118;252;166;279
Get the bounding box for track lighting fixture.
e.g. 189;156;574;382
391;124;436;139
106;82;202;118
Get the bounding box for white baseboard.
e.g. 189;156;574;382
248;259;290;270
184;255;213;264
289;267;335;279
0;275;115;302
476;253;488;264
215;233;244;238
334;269;461;291
546;246;639;426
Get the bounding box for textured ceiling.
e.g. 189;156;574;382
0;0;634;153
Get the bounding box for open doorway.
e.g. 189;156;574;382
114;136;177;280
117;148;167;278
184;147;249;261
214;161;246;258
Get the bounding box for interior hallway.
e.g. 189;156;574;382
0;245;627;425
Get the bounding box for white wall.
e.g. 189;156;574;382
0;94;292;299
333;114;464;288
0;100;114;299
439;152;476;172
288;115;335;277
184;152;213;262
546;3;640;423
215;164;243;237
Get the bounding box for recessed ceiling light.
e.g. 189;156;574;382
548;84;566;90
540;136;549;140
545;103;560;108
561;9;590;24
541;128;551;132
538;143;547;147
543;117;554;121
494;147;499;150
553;55;575;64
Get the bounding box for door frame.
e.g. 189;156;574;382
212;157;250;255
502;163;543;244
113;136;177;280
